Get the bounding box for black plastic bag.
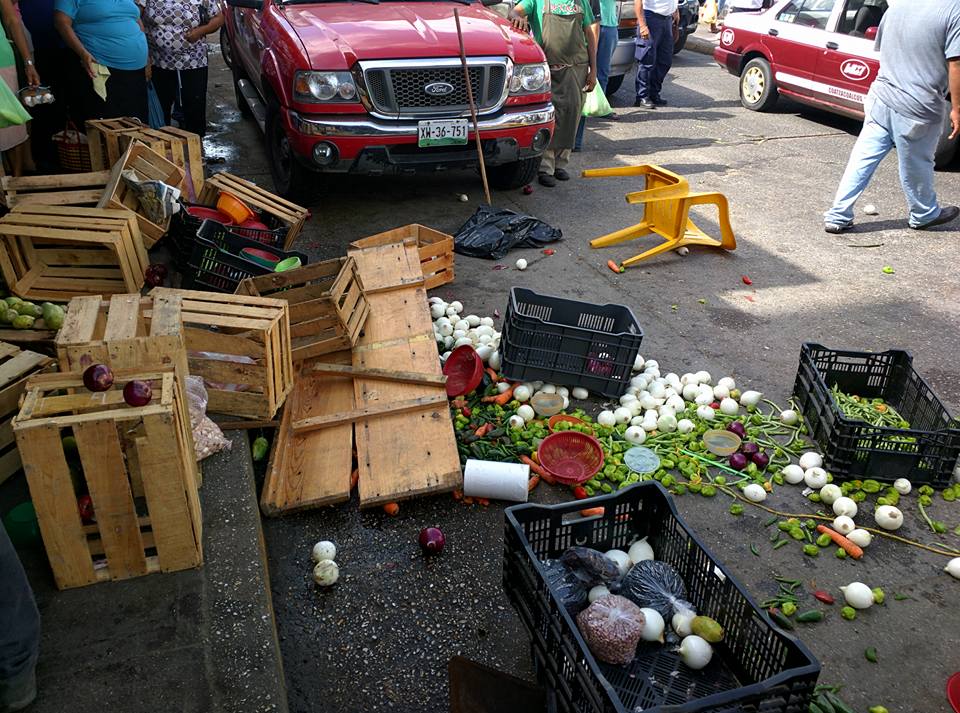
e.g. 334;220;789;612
619;560;692;621
453;205;562;260
559;546;620;586
541;559;589;616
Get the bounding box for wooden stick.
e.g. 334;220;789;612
291;394;448;434
454;9;492;206
308;362;447;387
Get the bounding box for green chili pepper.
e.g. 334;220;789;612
790;528;806;541
816;533;833;547
768;609;794;630
773;539;789;550
835;548;847;559
751;544;760;557
796;610;823;623
803;544;819;557
777;521;792;532
600;483;613;494
864;647;878;663
893;593;910;601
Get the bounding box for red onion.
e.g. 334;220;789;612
418;527;445;556
77;495;94;523
143;263;168;287
728;452;748;471
82;364;114;392
727;421;746;438
740;442;759;456
751;451;770;469
123;380;153;407
710;401;720;410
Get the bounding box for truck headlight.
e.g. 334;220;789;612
509;62;550;95
294;71;357;102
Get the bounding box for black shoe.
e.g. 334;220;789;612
910;205;959;230
824;222;854;234
634;97;656;109
538;172;557;187
652;96;668;106
572;145;582;153
554;168;571;181
0;667;36;712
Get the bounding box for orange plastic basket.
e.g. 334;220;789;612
537;431;604;485
547;414;594;435
217;191;255;224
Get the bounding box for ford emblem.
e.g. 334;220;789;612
424;82;455;97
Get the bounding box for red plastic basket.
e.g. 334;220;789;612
443;345;484;397
537;431;604;485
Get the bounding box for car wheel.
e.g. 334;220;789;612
487;156;542;190
604;74;624;97
740;58;778;112
265;101;318;204
220;26;233;69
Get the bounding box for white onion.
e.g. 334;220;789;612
540;384;557;394
696;405;716;421
798;452;823;470
614;407;633;424
846;529;872;547
630;416;646;427
624;426;646;445
588;585;611;603
449;301;463;314
571;387;589;400
488;351;501;370
480;316;494;327
628;536;654;563
513;385;532;402
311;540;337;563
780;409;800;426
438;322;454;337
313;559;339;586
743;484;766;502
476;345;493;362
597;410;617;427
657;414;678;433
443;335;454;349
680;372;696;385
454;319;470;332
719;398;740;416
782;464;805;484
672;609;695;637
657;405;676;419
682;383;701;401
819;484;842;506
694;370;712;385
641;418;659;432
640;394;659;411
666;394;686;412
454;337;473;348
649;382;666;399
832;516;855;535
632;354;645;371
832;496;858;518
517;404;535;422
679;635;713;669
430;303;446;319
840;582;874;609
604;549;631;577
712;384;730;400
695;392;715;406
739;390;762;407
557;387;569;398
508;415;525;429
893;478;912;495
620;393;638;407
945;558;960;580
803;467;828;489
717;376;736;391
677;418;695;434
874;505;903;531
638;608;665;643
644;359;659;370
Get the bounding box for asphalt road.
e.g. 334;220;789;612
205;41;960;713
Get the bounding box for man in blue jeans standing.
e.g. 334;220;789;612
634;0;678;109
0;524;40;712
823;0;960;233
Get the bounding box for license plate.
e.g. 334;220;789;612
417;119;468;147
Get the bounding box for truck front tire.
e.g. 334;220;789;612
487;156;542;190
265;101;318;204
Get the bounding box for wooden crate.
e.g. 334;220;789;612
0;342;55;486
1;171;111;210
151;287;293;420
13;367;202;590
350;224;454;290
98;141;185;249
0;205;148;301
117;126;204;197
85;117;147;172
199;173;308;249
235;257;368;362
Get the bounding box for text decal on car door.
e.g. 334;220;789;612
840;59;870;81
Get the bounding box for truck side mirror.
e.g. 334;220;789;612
227;0;263;9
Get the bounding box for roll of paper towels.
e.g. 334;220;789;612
463;459;530;502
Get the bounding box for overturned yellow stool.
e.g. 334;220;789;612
583;164;736;268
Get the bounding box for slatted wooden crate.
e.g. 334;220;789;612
13;367;202;590
350;224;454;290
0;341;55;485
152;287;293;420
1;171;111;210
85;117;146;172
0;205;148;301
199;173;309;249
235;257;368;362
117;126;204;197
97;141;185;249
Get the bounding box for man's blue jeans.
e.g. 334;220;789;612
575;24;617;150
0;523;39;699
824;92;942;228
634;10;674;101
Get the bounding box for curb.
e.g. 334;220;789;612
686;32;719;57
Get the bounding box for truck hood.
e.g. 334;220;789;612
280;2;544;68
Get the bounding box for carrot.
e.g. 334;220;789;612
607;259;624;274
462;496;475;505
383;502;400;516
527;474;541;492
485;368;499;383
350;468;359;490
451;398;467;409
477;498;490;507
475;423;494;437
816;524;864;559
452;489;463;501
520;454;556;485
580;506;605;517
481;384;515;404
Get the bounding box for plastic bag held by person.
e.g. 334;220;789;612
454;205;562;260
576;594;646;665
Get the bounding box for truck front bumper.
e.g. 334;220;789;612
286;104;554;174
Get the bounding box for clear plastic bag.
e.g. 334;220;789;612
541;559;589;617
185;376;231;461
559;546;621;586
619;560;692;621
576;594;646;665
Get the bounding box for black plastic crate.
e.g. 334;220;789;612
168;202;288;269
792;342;960;487
503;483;820;713
499;288;643;398
181;220;307;293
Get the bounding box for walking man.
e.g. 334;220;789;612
634;0;678;109
823;0;960;233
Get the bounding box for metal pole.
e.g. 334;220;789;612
454;8;493;206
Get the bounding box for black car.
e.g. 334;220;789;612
674;0;699;54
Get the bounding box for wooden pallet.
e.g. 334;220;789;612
348;240;460;507
199;173;309;249
13;367;201;590
98;141;185;249
0;171;111;210
0;341;55;486
350;224;454;290
117;126;203;197
85;118;147;172
151;288;293;420
0;205;148;301
235;257;369;362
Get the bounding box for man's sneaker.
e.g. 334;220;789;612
910;205;960;230
824;222;854;234
554;168;571;181
634;97;656;109
652;96;668;106
0;668;37;713
538;172;557;187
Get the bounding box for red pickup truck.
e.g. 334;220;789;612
223;0;555;200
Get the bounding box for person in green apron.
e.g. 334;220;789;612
0;0;39;176
512;0;597;187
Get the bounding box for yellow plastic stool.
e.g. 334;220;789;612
583;164;737;268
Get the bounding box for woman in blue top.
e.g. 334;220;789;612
53;0;149;122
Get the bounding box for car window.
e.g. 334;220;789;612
776;0;837;30
835;0;885;37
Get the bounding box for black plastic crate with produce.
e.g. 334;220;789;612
499;287;643;398
181;220;308;293
792;343;960;488
168;202;288;269
503;483;820;713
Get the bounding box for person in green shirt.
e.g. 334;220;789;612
511;0;598;187
575;0;617;151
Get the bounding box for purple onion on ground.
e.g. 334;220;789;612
729;452;749;471
740;442;760;456
418;527;445;556
727;421;746;438
751;451;770;469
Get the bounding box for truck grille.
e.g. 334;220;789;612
362;61;508;118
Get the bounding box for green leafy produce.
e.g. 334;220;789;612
252;436;269;462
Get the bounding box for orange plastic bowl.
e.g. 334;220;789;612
443;345;484;397
216;191;255;224
547;414;594;435
537;431;605;485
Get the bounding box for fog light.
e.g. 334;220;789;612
313;142;338;166
532;128;551;151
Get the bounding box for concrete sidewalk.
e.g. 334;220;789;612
1;431;287;713
685;22;722;57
